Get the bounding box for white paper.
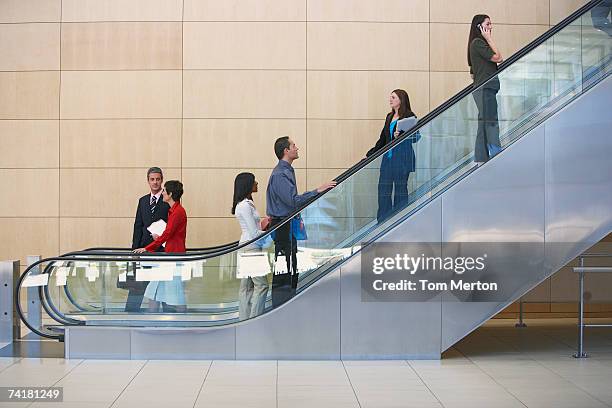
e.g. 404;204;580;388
147;219;166;237
192;264;204;278
140;262;159;268
160;263;176;280
174;263;183;277
397;117;417;133
237;252;271;278
118;272;127;282
23;273;49;288
85;264;99;282
56;275;67;286
55;266;68;276
55;267;68;287
136;265;174;281
273;257;288;275
181;266;192;281
296;251;318;273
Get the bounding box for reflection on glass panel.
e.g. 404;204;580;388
581;10;612;88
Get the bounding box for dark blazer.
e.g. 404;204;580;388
132;194;170;249
366;112;420;173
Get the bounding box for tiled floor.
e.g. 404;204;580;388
0;319;611;408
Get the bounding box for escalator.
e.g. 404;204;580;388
56;242;238;313
16;0;612;358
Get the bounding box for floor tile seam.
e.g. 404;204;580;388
62;369;145;383
202;382;277;387
108;360;149;408
276;383;357;389
26;358;85;408
348;382;430;390
526;355;612;408
190;360;212;408
341;360;363;408
499;327;612;407
403;360;445;408
0;357;23;375
449;348;529;408
351;388;442;398
206;371;278;376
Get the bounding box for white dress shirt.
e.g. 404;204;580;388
150;191;162;205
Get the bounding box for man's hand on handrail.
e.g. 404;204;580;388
317;181;337;193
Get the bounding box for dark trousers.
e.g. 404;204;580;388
473;87;501;163
125;280;148;312
270;218;299;307
377;155;411;222
123;247;163;312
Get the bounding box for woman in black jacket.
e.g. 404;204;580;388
468;14;504;162
366;89;419;223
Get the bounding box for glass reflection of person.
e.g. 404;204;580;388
591;0;612;36
366;89;420;223
232;172;270;320
134;180;187;313
468;14;504;163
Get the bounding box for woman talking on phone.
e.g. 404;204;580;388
468;14;504;163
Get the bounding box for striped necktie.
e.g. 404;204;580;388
150;195;157;214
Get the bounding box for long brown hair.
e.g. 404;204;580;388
467;14;490;67
389;89;415;120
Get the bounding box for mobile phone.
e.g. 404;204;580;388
477;23;482;30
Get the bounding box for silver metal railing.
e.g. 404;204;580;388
573;254;612;358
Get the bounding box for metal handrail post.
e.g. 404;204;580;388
26;255;42;332
573;256;588;358
515;297;527;328
1;260;21;344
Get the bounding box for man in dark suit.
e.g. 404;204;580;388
123;167;170;312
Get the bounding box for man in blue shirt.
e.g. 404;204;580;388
266;136;336;306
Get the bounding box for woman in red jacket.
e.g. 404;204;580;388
134;180;187;312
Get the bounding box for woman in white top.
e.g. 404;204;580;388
232;172;271;320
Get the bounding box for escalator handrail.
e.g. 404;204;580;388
80;241;239;252
15;267;67;340
44;242;239;260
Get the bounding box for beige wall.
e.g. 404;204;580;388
0;0;591;276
